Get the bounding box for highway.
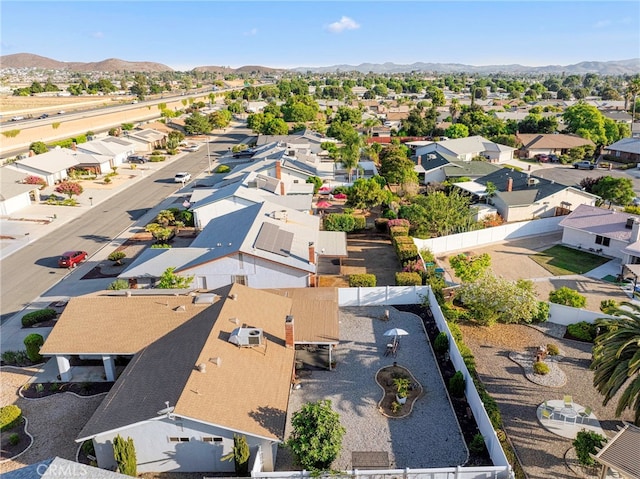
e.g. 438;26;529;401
0;124;252;323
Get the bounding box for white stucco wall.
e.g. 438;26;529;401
561;227;628;259
494;188;598;222
183;254;309;289
424;168;447;185
92;416;277;473
0;191;32;215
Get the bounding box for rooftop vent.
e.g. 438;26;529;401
527;178;539;186
196;363;206;373
427;154;437;160
273;210;288;221
174;305;186;312
228;327;264;347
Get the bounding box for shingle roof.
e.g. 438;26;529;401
517;133;595;150
594;423;640;479
558;204;640;242
606;137;640;155
443;160;502;178
75;284;296;442
475;169;567;205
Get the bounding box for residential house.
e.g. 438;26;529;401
126;128;167;151
516;133;595;159
415;135;516;163
558;204;640;262
76;136;137;167
412;151;456;185
603;137;640;164
256;129;333;155
39;284;339;473
0;166;41;215
460;169;599;222
119;201;347;289
9;147;112;185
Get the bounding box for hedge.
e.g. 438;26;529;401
21;308;56;327
0;405;22;431
24;333;44;362
395;272;422;286
396;243;418;262
324;213;365;232
353;215;366;231
348;274;377;287
389;225;409;237
567;321;598;342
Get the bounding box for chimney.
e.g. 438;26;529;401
631;220;640;243
285;315;294;348
308;242;315;265
275;161;281;179
417;155;422;166
506;177;513;192
28;150;35;157
280;181;285;196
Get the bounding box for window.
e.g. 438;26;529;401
233;275;247;285
202;437;224;443
595;235;610;247
169;437;190;442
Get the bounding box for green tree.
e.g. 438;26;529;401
287;399;346;471
592;176;635;208
379;145;418;186
23;333;44;362
184;112;211;135
29;141;48;154
346;177;390;210
166;131;185;150
458;272;540;326
444;123;469;139
449;253;491;282
113;434;137;476
156;267;194;289
209;109;232;129
398;190;476;238
563;102;622;146
306;176;323;194
573;431;607;466
222;434;250;476
549;286;586;308
591;302;640;424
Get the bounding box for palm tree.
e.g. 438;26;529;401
626;75;640;134
449;99;461;124
591;302;640;425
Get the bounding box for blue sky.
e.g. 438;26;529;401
1;1;639;71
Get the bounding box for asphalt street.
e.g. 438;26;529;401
0;125;252;324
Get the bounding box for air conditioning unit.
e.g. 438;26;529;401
228;327;264;347
273;210;288;221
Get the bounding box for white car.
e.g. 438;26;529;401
184;144;201;152
174;172;191;183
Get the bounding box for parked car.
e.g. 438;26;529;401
127;155;147;164
10;116;24;121
549;154;560;163
174;172;191;183
58;250;87;268
57;110;65;115
38;113;49;119
632;197;640;206
573;161;595;170
184;144;201;152
535;154;550;163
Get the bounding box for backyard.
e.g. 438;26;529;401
530;245;611;276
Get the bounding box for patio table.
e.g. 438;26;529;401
559;406;578;423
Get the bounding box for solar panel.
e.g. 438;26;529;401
254;222;293;256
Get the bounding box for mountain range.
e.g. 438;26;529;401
1;53;639;75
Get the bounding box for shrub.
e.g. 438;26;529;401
324;213;356;232
107;251;126;265
113;434;137;476
150;243;172;248
448;371;465;398
349;274;376;287
567;321;598;342
573;430;607;467
107;279;130;290
49;382;60;392
469;433;486;455
1;350;29;366
382;209;397;219
149;155;165;162
549;286;586;308
395;272;422;286
222;434;250;476
533;301;549;323
395;243;418;262
8;433;20;446
82;440;96;456
353;215;366;231
0;405;22;431
215;164;231;174
546;343;559;356
389;225;409;237
420;248;436;264
21;308;56;327
402;259;425;273
391;401;402;413
600;299;617;313
533;361;549;375
434;331;449;355
23;333;44;362
24;175;46;186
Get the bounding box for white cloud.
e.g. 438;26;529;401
91;31;104;39
243;28;258;36
594;20;612;28
326;16;360;33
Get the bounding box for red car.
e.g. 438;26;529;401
58;250;87;268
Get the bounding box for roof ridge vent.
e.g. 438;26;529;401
174;305;186;312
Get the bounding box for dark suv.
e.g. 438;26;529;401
127;156;147;164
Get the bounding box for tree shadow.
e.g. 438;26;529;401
249;405;287;439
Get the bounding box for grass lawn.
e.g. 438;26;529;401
530;245;611;275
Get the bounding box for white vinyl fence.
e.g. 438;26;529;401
548;302;616;326
413;217;563;254
338;285;430;306
254;466;511;479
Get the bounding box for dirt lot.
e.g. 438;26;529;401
0;95;121;115
437;232;630;311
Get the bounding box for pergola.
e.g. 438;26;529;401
593;422;640;479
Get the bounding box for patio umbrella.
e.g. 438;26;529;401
318;186;332;194
333;193;347;200
383;328;409;340
316;200;332;209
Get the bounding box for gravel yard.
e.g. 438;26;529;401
278;306;467;471
0;366;104;474
457;322;635;479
